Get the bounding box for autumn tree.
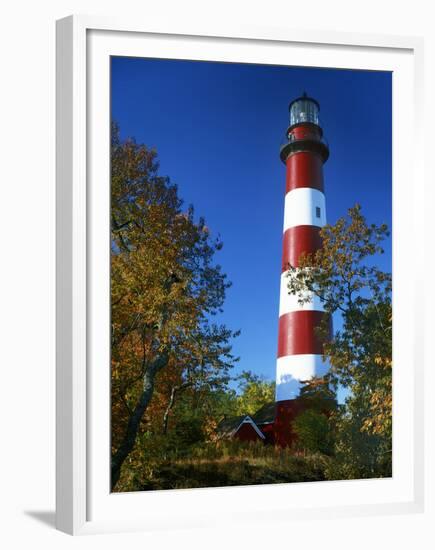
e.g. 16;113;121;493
111;124;238;489
287;204;392;478
234;371;275;416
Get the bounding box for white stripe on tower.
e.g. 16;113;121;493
278;272;324;316
283;187;326;231
275;354;329;401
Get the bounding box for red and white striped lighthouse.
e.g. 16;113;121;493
274;93;331;446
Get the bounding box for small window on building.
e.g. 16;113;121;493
316;206;321;218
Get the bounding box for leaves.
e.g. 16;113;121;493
110;123;239;485
234;371;275;416
286;204;392;478
293;409;334;455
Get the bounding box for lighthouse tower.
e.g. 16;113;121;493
274;93;331;447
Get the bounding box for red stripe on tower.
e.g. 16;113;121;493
275;92;331;446
277;311;327;356
286;151;324;193
281;225;323;271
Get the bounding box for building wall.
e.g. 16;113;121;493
258;423;275;445
234;423;263;443
273;398;307;448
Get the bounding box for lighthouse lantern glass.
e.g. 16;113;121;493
290;99;319;126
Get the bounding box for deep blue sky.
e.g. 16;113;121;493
111;57;392;387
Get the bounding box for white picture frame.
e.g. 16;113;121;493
56;15;425;535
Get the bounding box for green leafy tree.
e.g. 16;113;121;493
298;376;337;413
293;377;336;456
235;371;275;416
293;409;334;455
287;204;392;478
110;124;238;489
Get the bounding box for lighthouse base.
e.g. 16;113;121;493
274;398;308;448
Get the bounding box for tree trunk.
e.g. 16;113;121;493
111;352;168;490
162;382;192;435
162;385;179;435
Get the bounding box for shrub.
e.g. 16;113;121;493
293;410;334;455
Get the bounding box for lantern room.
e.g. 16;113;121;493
280;92;329;164
289;92;320;127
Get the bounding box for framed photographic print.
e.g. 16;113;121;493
56;15;424;535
